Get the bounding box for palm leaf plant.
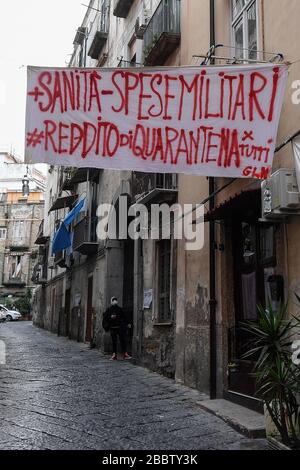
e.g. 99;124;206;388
241;301;300;448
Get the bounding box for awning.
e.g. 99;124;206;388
49;195;78;212
204;187;261;222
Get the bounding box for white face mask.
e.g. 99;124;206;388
112;300;118;306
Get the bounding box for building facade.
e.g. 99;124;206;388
176;0;300;409
0;152;46;306
33;0;300;411
33;0;180;372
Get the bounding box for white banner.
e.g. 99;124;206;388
25;64;288;179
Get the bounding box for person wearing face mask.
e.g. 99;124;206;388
102;297;132;361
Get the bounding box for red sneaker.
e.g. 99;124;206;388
110;353;117;361
123;353;132;360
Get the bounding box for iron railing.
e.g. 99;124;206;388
88;0;110;59
3;273;27;286
132;173;178;200
143;0;181;57
31;262;48;284
117;58;143;68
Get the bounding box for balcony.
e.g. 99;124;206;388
88;31;108;59
49;194;78;212
88;10;109;60
3;274;26;287
132;173;178;205
9;238;30;250
31;262;48;285
73;216;98;256
143;0;181;66
60;167;73;191
54;250;67;268
62;168;100;191
113;0;134;18
35;220;49;245
73;26;87;46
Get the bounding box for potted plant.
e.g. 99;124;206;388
242;302;300;449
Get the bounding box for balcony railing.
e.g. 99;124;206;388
49;194;78;212
73;26;87;46
62;168;100;191
117;58;143;68
54;250;67;269
3;274;27;287
113;0;134;18
143;0;181;66
34;219;49;246
61;167;74;191
132;173;178;205
73;216;98;256
8;237;31;250
88;2;109;60
31;262;48;285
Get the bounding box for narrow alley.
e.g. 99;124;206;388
0;323;268;451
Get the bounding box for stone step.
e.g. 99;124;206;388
197;398;266;439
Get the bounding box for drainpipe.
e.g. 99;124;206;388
209;0;217;400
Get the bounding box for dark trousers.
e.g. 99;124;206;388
110;327;127;354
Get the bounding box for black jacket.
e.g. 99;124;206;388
102;305;127;331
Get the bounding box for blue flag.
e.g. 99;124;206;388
64;197;86;226
52;223;72;255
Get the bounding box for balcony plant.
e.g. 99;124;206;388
143;33;160;62
241;301;300;449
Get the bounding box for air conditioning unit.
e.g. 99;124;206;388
48;256;55;269
261;169;300;220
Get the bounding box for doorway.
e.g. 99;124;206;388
86;276;93;343
227;217;277;410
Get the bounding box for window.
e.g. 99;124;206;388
231;0;258;60
157;239;171;322
99;0;110;32
0;228;6;240
260;225;276;266
13;221;24;239
241;222;256;267
10;255;22;279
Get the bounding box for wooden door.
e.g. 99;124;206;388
228;219;276;400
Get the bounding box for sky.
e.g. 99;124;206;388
0;0;86;161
